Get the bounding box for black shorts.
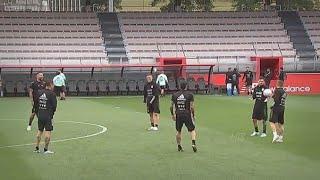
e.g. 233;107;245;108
147;102;160;114
38;117;53;131
32;102;39;114
176;114;195;132
269;107;285;124
252;103;268;120
54;86;65;95
160;85;166;90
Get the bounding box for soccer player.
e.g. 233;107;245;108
250;78;268;138
34;81;57;154
143;74;161;131
278;67;287;82
27;72;45;131
242;66;254;95
269;80;287;143
170;80;197;152
53;71;66;100
225;67;233;95
231;68;241;95
263;68;272;88
156;71;168;97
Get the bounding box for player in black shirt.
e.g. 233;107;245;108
27;72;45;131
170;80;197;152
269;80;287;143
242;67;254;95
263;68;272;88
34;81;57;154
278;67;287;82
143;74;161;131
231;68;241;95
250;77;268;138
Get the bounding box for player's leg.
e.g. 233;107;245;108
276;110;285;143
269;108;280;143
175;115;184;152
260;104;268;137
43;119;54;154
34;130;42;153
186;115;197;152
153;113;160;130
147;112;154;131
27;103;38;131
251;119;259;136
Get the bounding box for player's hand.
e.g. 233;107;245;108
171;115;176;121
31;100;34;106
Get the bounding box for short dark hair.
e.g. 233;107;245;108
56;71;61;75
180;80;187;90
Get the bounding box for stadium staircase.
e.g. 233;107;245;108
98;13;128;64
279;11;317;65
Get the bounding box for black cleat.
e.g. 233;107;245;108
178;145;184;152
192;145;197;153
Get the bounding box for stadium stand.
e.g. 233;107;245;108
299;11;320;56
118;11;296;66
0;12;107;66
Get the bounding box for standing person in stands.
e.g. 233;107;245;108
243;67;254;95
156;71;168;97
231;68;241;95
225;68;233;95
264;68;272;88
278;67;287;82
27;72;46;131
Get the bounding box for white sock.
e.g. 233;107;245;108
273;131;278;137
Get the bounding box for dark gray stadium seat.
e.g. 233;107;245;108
108;80;118;95
77;80;87;95
98;80;107;95
67;80;77;95
16;81;26;95
4;81;15;96
118;80;128;95
88;80;98;95
168;78;177;91
197;78;207;94
128;80;138;94
137;79;145;94
187;78;197;91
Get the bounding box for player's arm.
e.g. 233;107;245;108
156;75;160;84
29;84;34;104
242;72;245;81
143;84;147;103
170;96;176;121
50;92;57;119
252;87;256;100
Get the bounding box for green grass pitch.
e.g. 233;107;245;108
0;95;319;180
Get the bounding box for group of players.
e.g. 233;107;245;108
26;67;287;154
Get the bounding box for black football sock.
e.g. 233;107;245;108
155;124;158;127
178;145;183;151
255;127;259;132
35;146;39;150
44;148;48;152
151;123;154;127
192;140;196;146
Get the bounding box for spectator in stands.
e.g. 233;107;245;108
225;68;233;96
156;71;168;97
231;68;241;95
264;68;272;88
278;67;287;82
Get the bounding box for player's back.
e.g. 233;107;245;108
172;90;194;115
273;88;287;109
37;89;57;119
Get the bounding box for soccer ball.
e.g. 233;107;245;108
263;89;273;97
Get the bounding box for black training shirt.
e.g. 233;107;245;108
171;90;194;115
143;81;160;104
37;89;57;119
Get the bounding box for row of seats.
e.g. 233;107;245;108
118;11;296;65
1;78;209;96
299;11;320;55
0;12;107;63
